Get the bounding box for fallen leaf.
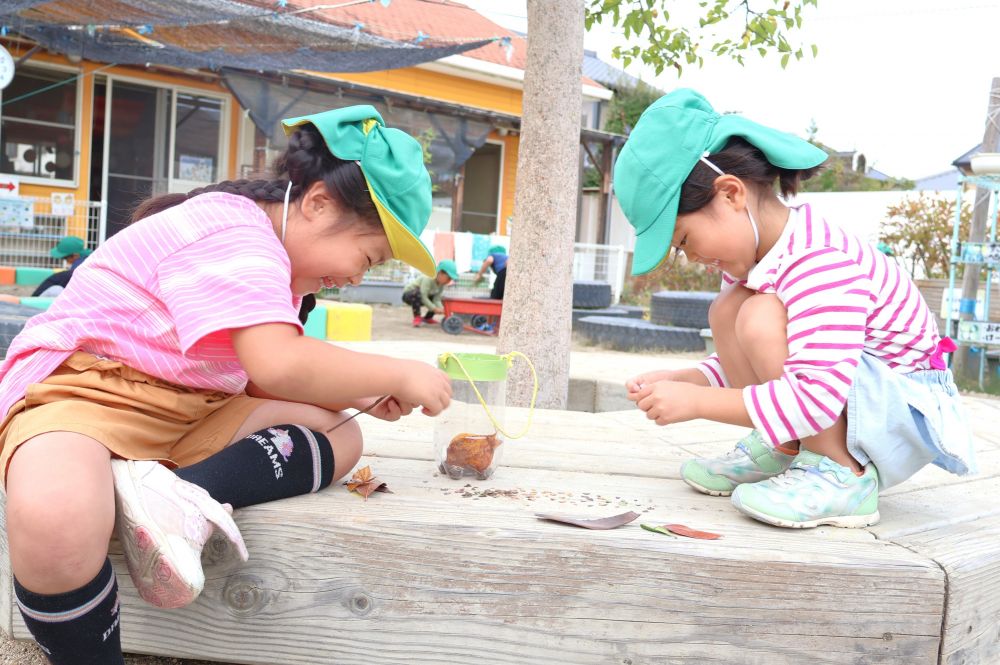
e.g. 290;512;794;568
343;465;392;501
640;523;676;537
663;524;722;540
536;511;640;530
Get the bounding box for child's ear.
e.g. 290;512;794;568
300;181;335;222
715;175;747;211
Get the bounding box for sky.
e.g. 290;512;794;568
454;0;1000;180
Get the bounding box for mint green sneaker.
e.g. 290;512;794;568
680;430;796;497
730;450;880;529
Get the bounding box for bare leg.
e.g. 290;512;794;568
230;400;364;482
6;432;115;593
735;293;860;472
709;283;760;388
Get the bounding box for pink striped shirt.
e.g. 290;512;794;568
696;204;941;445
0;193;302;421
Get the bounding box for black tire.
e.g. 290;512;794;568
572;280;613;309
575;316;705;352
470;314;488;329
442;315;464;335
650;291;716;328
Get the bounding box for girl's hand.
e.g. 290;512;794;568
364;396;414;422
397;360;452;416
625;369;686;394
629;381;701;426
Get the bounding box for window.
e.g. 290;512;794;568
1;66;79;183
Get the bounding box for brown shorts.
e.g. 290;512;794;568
0;352;263;486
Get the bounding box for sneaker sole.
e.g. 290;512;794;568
731;495;880;529
681;476;734;497
112;461;204;609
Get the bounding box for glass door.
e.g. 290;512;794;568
102;80;170;238
100;81;226;238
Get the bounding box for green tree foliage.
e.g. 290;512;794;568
880;193;971;279
585;0;819;76
604;81;663;135
800;154;915;192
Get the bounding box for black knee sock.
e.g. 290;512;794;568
15;558;124;665
176;424;335;509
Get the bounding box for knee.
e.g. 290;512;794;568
708;284;753;334
324;416;363;481
734;294;788;349
6;487;112;590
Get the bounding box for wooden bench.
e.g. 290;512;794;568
2;400;1000;664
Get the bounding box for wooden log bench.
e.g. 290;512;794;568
2;398;1000;664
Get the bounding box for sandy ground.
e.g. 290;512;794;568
0;292;636;663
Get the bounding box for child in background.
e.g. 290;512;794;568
473;244;508;299
0;105;451;664
616;89;974;529
402;259;458;326
31;235;92;298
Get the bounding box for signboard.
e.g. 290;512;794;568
958;320;1000;346
50;192;75;217
940;288;987;321
0;197;33;228
960;242;1000;268
0;175;20;197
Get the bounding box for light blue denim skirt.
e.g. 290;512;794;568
846;352;976;489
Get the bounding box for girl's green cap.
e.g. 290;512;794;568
282;105;437;276
613;88;828;275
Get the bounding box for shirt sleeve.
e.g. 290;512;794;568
743;247;873;445
418;278;437;309
696;355;729;387
153;225;302;358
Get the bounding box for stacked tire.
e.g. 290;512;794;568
0;302;42;357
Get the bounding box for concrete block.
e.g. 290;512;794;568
14;267;53;286
326;302;372;342
303;303;328;340
567;377;596;412
339;280;405;305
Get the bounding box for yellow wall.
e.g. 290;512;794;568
312;66;523;116
497;132;519;235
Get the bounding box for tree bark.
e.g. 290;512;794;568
497;0;584;409
952;77;1000;381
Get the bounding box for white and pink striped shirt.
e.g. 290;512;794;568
0;193;302;421
697;204;943;445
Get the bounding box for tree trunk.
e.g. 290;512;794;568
952;77;1000;381
496;0;584;409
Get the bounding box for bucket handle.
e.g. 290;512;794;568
438;351;538;439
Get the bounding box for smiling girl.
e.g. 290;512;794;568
617;89;974;531
0;106;451;663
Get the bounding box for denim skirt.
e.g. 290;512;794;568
846;351;976;489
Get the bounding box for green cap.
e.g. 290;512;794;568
50;235;91;259
281;105;437;276
487;244;507;255
876;241;895;257
436;259;458;280
613;88;828;275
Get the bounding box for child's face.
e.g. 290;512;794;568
435;271;452;285
282;185;391;295
672;190;758;279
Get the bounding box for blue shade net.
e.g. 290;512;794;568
1;0;496;73
224;70;493;194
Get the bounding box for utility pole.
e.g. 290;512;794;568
953;77;1000;381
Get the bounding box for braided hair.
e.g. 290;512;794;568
130;123;380;230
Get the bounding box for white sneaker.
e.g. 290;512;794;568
111;459;249;608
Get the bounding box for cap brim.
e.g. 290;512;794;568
364;175;437;276
631;193;680;276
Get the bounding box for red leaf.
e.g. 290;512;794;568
663;524;722;540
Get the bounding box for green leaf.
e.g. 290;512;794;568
641;523;677;537
780;53;790;68
812;44;819;57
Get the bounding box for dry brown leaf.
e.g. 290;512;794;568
663;524;722;540
445;432;502;474
344;465;391;501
